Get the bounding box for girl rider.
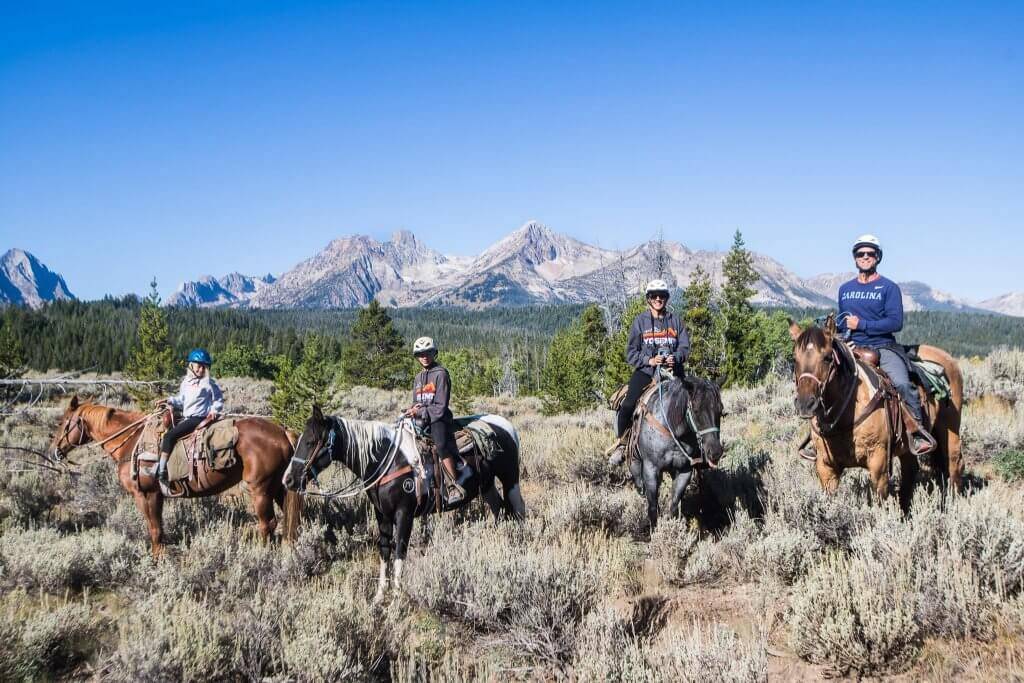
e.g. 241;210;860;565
608;280;690;466
154;348;224;487
403;337;466;504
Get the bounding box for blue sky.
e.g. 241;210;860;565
2;1;1021;301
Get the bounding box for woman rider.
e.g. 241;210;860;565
608;280;690;466
154;348;224;487
403;336;466;504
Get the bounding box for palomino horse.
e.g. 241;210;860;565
282;405;525;600
789;315;964;510
627;375;725;530
49;396;301;555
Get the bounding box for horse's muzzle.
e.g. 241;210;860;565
794;396;819;419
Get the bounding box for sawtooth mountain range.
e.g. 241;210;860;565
4;222;1023;316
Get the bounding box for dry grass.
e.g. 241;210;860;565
2;352;1024;678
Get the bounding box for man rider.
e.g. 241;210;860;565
404;337;467;504
608;279;690;466
835;235;935;456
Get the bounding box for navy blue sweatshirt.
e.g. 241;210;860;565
626;310;690;377
837;275;904;348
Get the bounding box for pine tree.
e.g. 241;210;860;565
125;279;176;406
271;333;335;431
0;308;26;379
682;264;725;380
540;305;607;414
720;230;760;386
339;300;410;389
603;297;647;394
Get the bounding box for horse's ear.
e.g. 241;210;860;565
824;314;837;340
787;318;802;342
69;395;79;410
311;403;323;422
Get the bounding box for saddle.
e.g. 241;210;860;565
132;415;240;497
852;344;952;402
613;376;700;467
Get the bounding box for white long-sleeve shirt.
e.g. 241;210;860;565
167;374;224;418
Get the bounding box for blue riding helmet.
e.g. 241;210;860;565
187;348;212;366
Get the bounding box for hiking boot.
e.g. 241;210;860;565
157;459;169;487
446;483;465;505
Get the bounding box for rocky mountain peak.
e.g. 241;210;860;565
0;248;75;308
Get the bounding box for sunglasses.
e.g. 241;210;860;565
647;293;669;301
854;251;878;259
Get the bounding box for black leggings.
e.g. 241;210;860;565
430;420;459;460
617;369;654;437
160;416;203;455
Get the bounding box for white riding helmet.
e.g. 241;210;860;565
645;279;670;297
852;234;883;262
412;336;437;355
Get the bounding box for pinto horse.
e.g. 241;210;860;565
282;405;525;601
789;314;964;509
49;396;301;555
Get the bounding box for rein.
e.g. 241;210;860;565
806;343;884;436
300;418;405;499
655;374;719;465
57;408;163;458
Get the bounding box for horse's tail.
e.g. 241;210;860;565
282;489;303;543
281;426;303;543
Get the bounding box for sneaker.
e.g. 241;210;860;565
607;444;626;467
446;483;465;505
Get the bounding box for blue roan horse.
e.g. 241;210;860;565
283;405;525;600
628;376;725;530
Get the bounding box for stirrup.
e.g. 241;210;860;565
799;445;818;462
911;430;937;457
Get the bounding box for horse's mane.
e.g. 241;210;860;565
334;417;393;472
77;403;144;432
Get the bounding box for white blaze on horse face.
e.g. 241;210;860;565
805;342;816;352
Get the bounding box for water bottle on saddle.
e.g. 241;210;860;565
154;348;224;489
403;336;470;505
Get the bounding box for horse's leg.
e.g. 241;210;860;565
134;490;164;557
391;502;415;591
629;456;644;495
669;469;693;519
866;447;891;502
252;488;277;543
814;457;842;494
373;508;393;603
497;469;526;521
482;485;503;519
897;451;919;515
643;462;661;531
940;409;964;495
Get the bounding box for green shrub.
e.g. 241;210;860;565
994;448;1024;482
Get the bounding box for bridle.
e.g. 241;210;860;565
796;343;858;434
53;412;88;460
656;372;722;467
289;417;406;499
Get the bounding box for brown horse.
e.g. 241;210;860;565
49;396;301;555
789;315;964;510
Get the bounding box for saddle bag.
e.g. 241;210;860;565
608;383;629;411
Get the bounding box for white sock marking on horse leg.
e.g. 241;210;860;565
393;559;403;585
373;559;388;602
